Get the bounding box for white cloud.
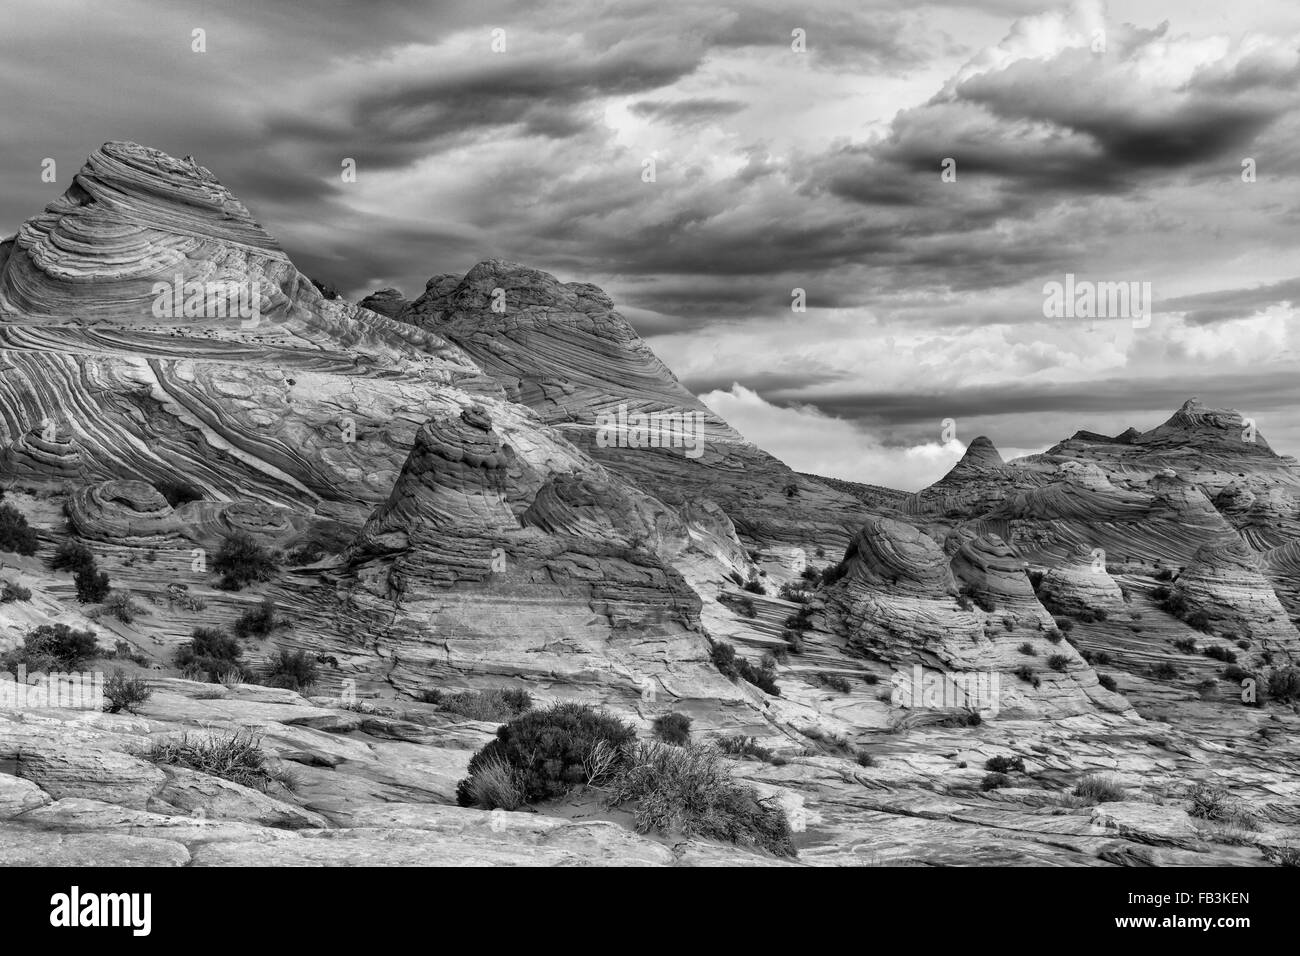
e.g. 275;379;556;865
700;383;976;490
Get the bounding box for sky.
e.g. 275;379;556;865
2;0;1298;490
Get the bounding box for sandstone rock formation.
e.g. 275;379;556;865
2;143;1299;867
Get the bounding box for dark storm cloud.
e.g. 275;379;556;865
629;98;747;126
762;368;1300;433
708;0;932;70
263;38;707;170
1159;277;1300;325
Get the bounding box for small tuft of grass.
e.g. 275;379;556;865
146;729;293;792
1073;773;1125;804
1187;783;1258;829
607;741;796;857
820;673;852;694
417;687;533;722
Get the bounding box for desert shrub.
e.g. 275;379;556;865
104;669;152;714
0;504;38;555
821;674;852;694
1154;568;1175;582
1151;584;1172;602
1184;610;1213;633
1017;642;1036;656
710;642;779;695
456;702;637;805
261;649;319;692
781;629;804;654
1098;674;1118;692
1173;637;1198;653
1028;570;1045;590
147;729;291;792
777;582;809;603
937;710;982;728
955;593;973;611
1196;678;1218;696
716;735;775;762
1222;664;1250;683
233;599;280;639
1263;844;1300;867
1053;617;1074;634
1045;629;1064;644
154;480;203;507
0;580;31;602
785;607;813;630
49;539;94;572
1001;617;1015;632
174;626;243;681
418;687;533;721
1187;783;1257;828
741;579;765;595
861;673;879;685
459;754;527;810
73;563;111;603
1046;654;1071;673
1267;666;1300;701
1235;638;1252;650
110;639;149;667
212;532;279;590
1073;774;1125;804
1081;649;1112;665
282;543;325;566
2;623;99;671
738;656;780;695
855;750;876;767
1150;661;1181;680
607;741;796;857
958;584;995;612
1202;645;1237;664
1012;665;1041;688
100;590;144;624
985;755;1025;774
981;772;1012;791
710;642;739;678
310;276;340;299
653;712;693;746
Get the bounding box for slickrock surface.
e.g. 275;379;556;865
2;143;1299;866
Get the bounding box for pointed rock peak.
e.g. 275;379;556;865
1;140;296;320
1145;397;1274;453
1114;426;1140;443
959;436;1004;468
358;287;408;318
1160;397;1242;431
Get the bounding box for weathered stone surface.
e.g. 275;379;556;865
15;745;166;808
0;824;189;866
0;774;49;819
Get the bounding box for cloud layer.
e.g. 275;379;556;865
2;0;1298;489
